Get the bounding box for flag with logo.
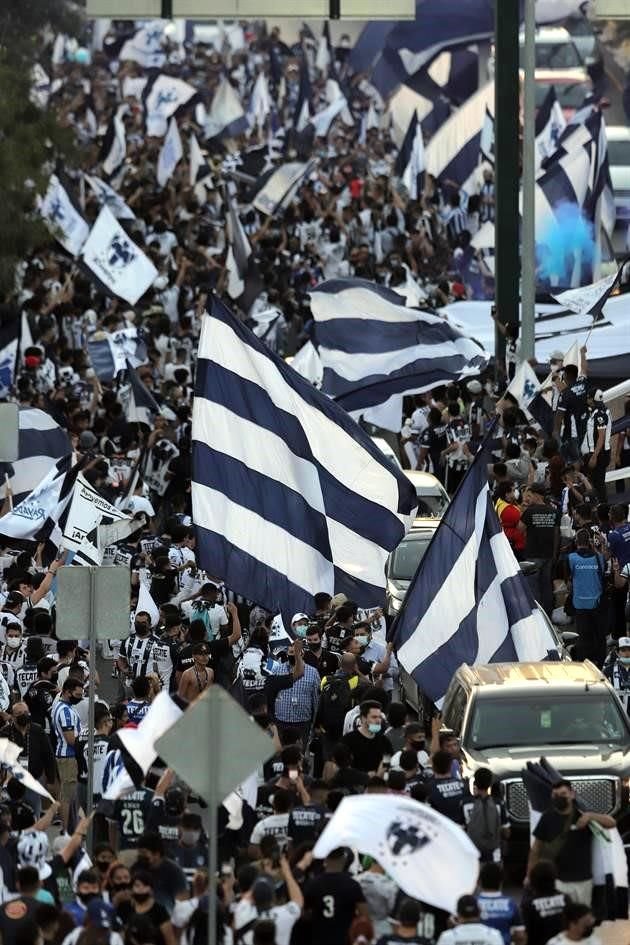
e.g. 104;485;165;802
1;407;71;506
100;113;126;178
63;472;133;566
144;74;196;138
81;207;157;306
313;793;479;912
157;117;183;188
85;174;135;220
87;326;147;382
39;174;89;257
204;78;247;140
119;23;166;69
251;161;316;216
0;456;77;544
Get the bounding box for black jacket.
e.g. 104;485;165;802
0;721;56;782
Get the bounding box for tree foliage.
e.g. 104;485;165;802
0;0;81;296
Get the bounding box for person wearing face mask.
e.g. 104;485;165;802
51;677;85;831
116;871;176;945
341;700;393;775
527;779;615;906
273;639;320;748
172;812;207;887
389;722;430;772
146;769;187;857
132;833;188;912
0;622;26;691
546;902;599;945
63;868;102;926
304;625;339;676
0;702;56;818
604;636;630;713
117;612;161;685
24;657;59;735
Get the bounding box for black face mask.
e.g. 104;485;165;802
307;641;321;651
410;739;425;751
135;623;150;636
287;655;296;666
78;892;98;905
552;796;571;813
68;695;83;706
132;891;151;904
581;926;595;940
96;859;111;874
254;714;269;728
112;882;131;893
134;856;150;870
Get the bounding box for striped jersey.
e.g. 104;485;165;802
119;633;160;678
52;699;81;758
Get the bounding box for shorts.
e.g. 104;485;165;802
57;757;78;802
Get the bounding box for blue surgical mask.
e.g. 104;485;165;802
619;656;630;665
295;625;308;638
355;635;368;647
368;722;381;735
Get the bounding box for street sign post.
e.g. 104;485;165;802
156;687;274;945
56;566;131;847
595;1;630;16
0;403;19;463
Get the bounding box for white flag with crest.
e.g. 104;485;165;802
145;74;196;138
81;206;157;305
39;175;90;257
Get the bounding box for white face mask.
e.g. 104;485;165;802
6;637;21;649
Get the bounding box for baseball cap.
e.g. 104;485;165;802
86;898;117;929
291;613;309;625
79;430;97;450
466;380;482;394
331;593;349;608
457;895;481;919
550;350;564;362
593;389;604;402
618;637;630;649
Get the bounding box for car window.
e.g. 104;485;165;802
535;42;582;69
389;536;432;581
443;686;467;734
608;140;630;167
468;694;627;749
415;488;449;519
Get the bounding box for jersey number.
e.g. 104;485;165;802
121;808;145;836
322;895;335;918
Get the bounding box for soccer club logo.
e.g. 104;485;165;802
156;88;179;110
523;378;537;403
379;813;438;868
107;234;136;271
49;197;65;223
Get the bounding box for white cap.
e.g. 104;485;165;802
594;389;604;402
618;637;630;649
291;613;309;625
550;350;564;362
466;380;482;394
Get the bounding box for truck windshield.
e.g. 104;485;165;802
469;694;628;749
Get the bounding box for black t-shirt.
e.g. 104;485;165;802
533;806;592;881
146;796;181;856
176;637;230;676
520;890;569;945
341;730;392;773
304;648;339;677
0;896;39;945
425;776;469;824
330;766;370;793
131;857;188;911
326;623;350;656
112;787;153;849
520;505;561;559
419;424;448;469
24;678;56;731
377;936;433;945
288;802;327;845
558;376;588;442
303;871;366;945
117;901;170;945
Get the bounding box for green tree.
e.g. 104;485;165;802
0;0;80;296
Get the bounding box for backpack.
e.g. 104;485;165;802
466;796;502;854
319;674;353;735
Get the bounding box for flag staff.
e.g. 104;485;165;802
521;0;537;362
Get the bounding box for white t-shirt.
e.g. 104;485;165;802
62;929;124;945
231;899;300;945
438;923;504;945
122;495;156;518
249;813;290;850
181;601;228;640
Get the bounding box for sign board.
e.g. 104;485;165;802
0;404;19;463
155;686;274;803
595;0;630;15
87;0;415;16
56;566;131;640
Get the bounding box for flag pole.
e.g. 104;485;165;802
520;0;537;363
4;475;12;511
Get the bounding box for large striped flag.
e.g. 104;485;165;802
308;279;488;416
393;430;559;707
191;296;417;618
1;409;72;506
0;455;77;545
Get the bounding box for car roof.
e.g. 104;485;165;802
404;470;448;493
533;68;589;83
606;126;630;142
403;523;439;538
456;660;606;689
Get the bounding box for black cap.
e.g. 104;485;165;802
457;895;480;919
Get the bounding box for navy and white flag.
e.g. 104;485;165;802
204;78;247;140
0;310;27;400
189;133;212;190
394;111;424;200
479;106;495;165
156;117;183;188
252;160;316;216
85;174;135;220
100;112;126;178
425;81;495;193
125;360;160;427
39;175;89;257
191;296;417;618
144;74;196;138
550;255;630;320
63;472;132;566
1;409;72;507
315;21;333;74
503;362;553;434
81;207;157;306
30;63;50;109
87;326;146;382
535;133;592;234
393;431;559;708
309;279;488;416
225;193;264;315
0;456;75;543
119;22;166;69
535;86;566;168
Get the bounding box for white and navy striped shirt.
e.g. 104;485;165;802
52;699;81;758
583;404;612;454
119;633;160;678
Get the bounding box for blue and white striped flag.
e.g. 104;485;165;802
87;327;147;382
85;174;135;221
0;455;76;543
394;111;425;200
251;160;316;217
125;360;160;427
191;296;417;617
425;81;495;194
309;279;488;416
393;431;559;707
1;409;72;506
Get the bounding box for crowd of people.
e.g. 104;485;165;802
0;9;628;945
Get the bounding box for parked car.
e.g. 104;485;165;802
403;471;449;524
520;26;584;70
438;660;630;858
606;126;630;257
564;14;604;71
385;523;439;619
533;68;592;120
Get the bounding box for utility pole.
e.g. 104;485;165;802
493;0;521;378
520;0;536;362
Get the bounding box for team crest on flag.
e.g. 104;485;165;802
104;234;136;271
81;206;157;305
383;815;436;861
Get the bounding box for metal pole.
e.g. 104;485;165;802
494;0;521;378
208;703;218;945
520;0;537;361
86;568;96;852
